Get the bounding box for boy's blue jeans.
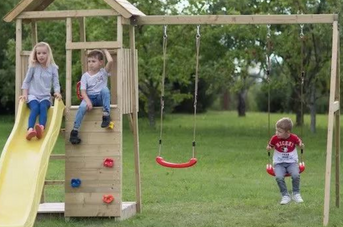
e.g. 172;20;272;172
27;100;51;129
73;87;111;130
274;162;300;196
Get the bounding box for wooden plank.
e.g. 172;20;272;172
79;17;87;73
38;202;135;216
65;120;120;132
3;0;35;22
135;14;337;25
66;18;72;108
65;156;121;169
65;179;121;193
38;203;64;213
334;24;340;209
103;0;132;19
66;132;121;145
115;0;145;16
15;19;22;115
129;25;142;213
66;41;121;50
323;21;338;227
65;107;120;121
65;168;120;181
30;21;37;46
65;193;121;217
17;9;119;20
65;144;121;157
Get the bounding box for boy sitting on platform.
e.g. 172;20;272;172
69;49;113;145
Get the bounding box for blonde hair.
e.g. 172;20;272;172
29;42;58;68
276;117;293;131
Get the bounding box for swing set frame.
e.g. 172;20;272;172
137;14;340;226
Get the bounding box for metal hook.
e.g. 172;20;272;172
267;24;271;38
196;25;201;38
300;24;304;38
163;25;168;39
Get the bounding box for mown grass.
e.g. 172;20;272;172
0;111;343;227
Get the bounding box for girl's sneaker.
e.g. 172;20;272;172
35;124;44;139
26;128;37;140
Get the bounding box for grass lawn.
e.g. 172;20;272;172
0;111;342;227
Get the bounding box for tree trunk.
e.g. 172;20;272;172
309;84;317;133
237;89;247;117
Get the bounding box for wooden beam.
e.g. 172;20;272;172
79;17;87;73
134;14;337;25
66;18;72;108
103;0;132;19
15;19;22;115
334;22;340;209
30;21;37;46
323;21;339;227
3;0;35;22
66;41;121;50
129;25;142;213
17;9;119;20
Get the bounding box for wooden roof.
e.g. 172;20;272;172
3;0;145;22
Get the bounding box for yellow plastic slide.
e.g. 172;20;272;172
0;99;65;227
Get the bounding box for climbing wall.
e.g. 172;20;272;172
64;106;122;217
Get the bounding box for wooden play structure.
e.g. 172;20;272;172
3;0;340;226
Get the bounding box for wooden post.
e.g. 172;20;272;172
31;21;38;46
323;20;339;226
15;19;22;115
129;24;141;213
66;18;72;108
79;17;86;73
334;23;340;208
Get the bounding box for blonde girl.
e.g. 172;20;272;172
20;42;62;140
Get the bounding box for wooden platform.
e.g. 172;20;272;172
38;202;137;220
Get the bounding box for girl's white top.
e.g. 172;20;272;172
21;64;60;103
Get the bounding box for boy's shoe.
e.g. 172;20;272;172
280;195;291;205
292;194;304;203
35;124;44;139
101;115;111;128
26;128;37;141
69;130;81;145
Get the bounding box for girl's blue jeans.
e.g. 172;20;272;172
27;100;51;129
73;87;111;130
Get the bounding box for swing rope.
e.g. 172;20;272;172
156;25;200;168
299;23;305;163
266;24;272;162
158;25;168;158
192;25;201;159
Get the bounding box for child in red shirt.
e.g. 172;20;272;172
267;117;305;205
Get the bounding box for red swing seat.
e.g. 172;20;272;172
266;162;305;177
156;156;197;168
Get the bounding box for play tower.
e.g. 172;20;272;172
3;0;143;221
